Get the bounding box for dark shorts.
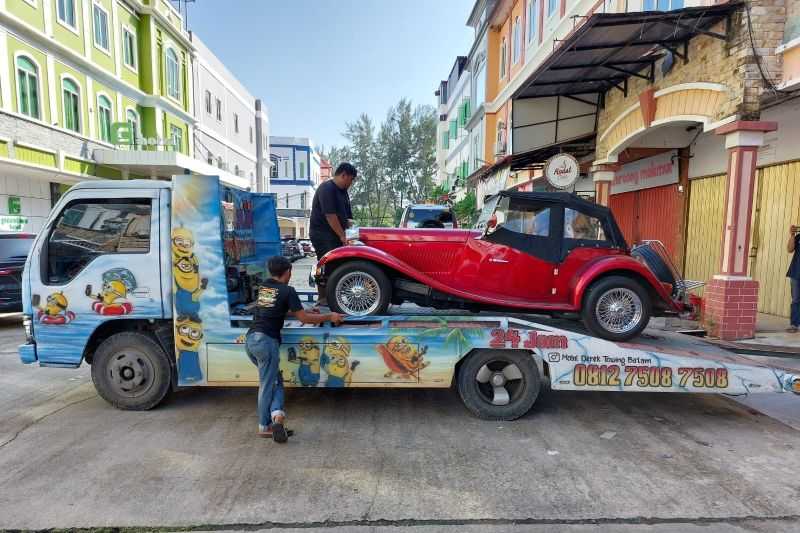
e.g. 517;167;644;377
311;233;341;261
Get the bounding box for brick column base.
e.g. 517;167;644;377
702;278;758;340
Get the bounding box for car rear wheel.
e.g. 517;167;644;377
581;276;651;342
327;261;391;316
457;350;540;420
91;332;172;410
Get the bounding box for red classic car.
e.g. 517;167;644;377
315;191;694;341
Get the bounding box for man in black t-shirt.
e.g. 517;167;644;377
787;225;800;332
310;162;357;305
246;256;344;442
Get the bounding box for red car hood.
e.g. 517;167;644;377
359;227;480;244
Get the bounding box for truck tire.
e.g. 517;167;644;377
581;276;651;342
91;332;172;410
327;261;391;316
457;350;540;420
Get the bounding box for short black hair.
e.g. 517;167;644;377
334;162;358;178
268;255;292;277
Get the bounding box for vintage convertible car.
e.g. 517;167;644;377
315;191;695;341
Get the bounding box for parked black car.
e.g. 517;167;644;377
0;233;35;312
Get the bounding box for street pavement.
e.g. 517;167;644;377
1;259;800;532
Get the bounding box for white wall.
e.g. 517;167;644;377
0;175;52;233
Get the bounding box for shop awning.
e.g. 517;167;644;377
514;3;740;99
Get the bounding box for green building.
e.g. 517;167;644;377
0;0;249;233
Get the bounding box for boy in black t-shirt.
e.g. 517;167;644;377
246;256;344;443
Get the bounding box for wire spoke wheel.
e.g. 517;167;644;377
595;287;643;335
335;271;381;315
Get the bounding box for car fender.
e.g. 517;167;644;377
319;245;451;293
570;255;680;311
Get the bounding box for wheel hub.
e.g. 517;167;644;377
109;352;151;396
336;271;381;315
476;362;524;406
491;373;506;387
595;287;644;335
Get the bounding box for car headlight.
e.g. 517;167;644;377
23;314;33;343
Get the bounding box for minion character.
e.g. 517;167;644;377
175;314;203;383
37;292;75;324
172;227;207;316
376;335;429;380
87;279;133;315
291;336;322;387
321;337;359;388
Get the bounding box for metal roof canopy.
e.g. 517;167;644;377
514;3;739;99
511;132;596;170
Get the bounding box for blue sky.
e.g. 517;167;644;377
187;0;475;149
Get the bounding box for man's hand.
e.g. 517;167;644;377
791;225;798;236
329;312;346;325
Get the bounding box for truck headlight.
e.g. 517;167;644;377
23;314;33;343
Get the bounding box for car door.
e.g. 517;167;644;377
470;197;561;303
28;188;163;366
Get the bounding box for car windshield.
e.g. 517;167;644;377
404;206;449;227
475;195;501;231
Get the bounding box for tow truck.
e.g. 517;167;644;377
17;175;800;419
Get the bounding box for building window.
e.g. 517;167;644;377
215;98;222;121
441;131;450;150
57;0;76;29
62;78;81;133
207;152;214;165
500;37;507;79
270;156;279;178
548;0;557;17
249;126;253;144
97;95;112;142
165;47;180;100
234;164;240;176
234;113;239;133
93;3;110;52
123;27;137;70
204;90;212;114
126;109;139;139
644;0;684;9
512;16;521;64
170;124;183;152
16;56;40;119
527;0;538;44
217;156;224;169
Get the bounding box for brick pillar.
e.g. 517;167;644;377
703;121;778;340
591;164;617;206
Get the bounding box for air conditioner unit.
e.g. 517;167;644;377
495;141;507;156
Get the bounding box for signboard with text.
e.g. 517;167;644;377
0;215;28;232
544;153;579;190
611;150;679;195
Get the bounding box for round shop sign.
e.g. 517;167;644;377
544;153;580;189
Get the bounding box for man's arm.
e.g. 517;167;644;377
326;214;347;244
293;308;345;325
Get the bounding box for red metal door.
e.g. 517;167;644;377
609;184;683;265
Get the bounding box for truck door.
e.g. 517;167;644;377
28;188;163;366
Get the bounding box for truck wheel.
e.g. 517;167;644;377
457;350;540;420
327;261;391;316
582;276;651;342
91;332;172;410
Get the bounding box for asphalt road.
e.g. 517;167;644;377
2;310;800;532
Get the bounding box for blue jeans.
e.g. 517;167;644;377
245;332;285;428
791;279;800;327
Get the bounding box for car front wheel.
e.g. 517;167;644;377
581;276;651;342
327;261;391;316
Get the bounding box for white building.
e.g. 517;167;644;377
269;136;320;238
190;33;270;192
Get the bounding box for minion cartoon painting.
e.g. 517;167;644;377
172;227;207;316
290;336;322;387
87;268;137;315
321;337;359;387
175;314;204;382
376;335;429;380
36;292;76;324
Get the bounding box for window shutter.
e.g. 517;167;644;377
449;119;457;140
464;99;471;122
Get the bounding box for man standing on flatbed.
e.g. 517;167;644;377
309;162;357;306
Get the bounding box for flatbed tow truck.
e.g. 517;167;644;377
17;175;800;420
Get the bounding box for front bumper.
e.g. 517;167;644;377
19;342;37;364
